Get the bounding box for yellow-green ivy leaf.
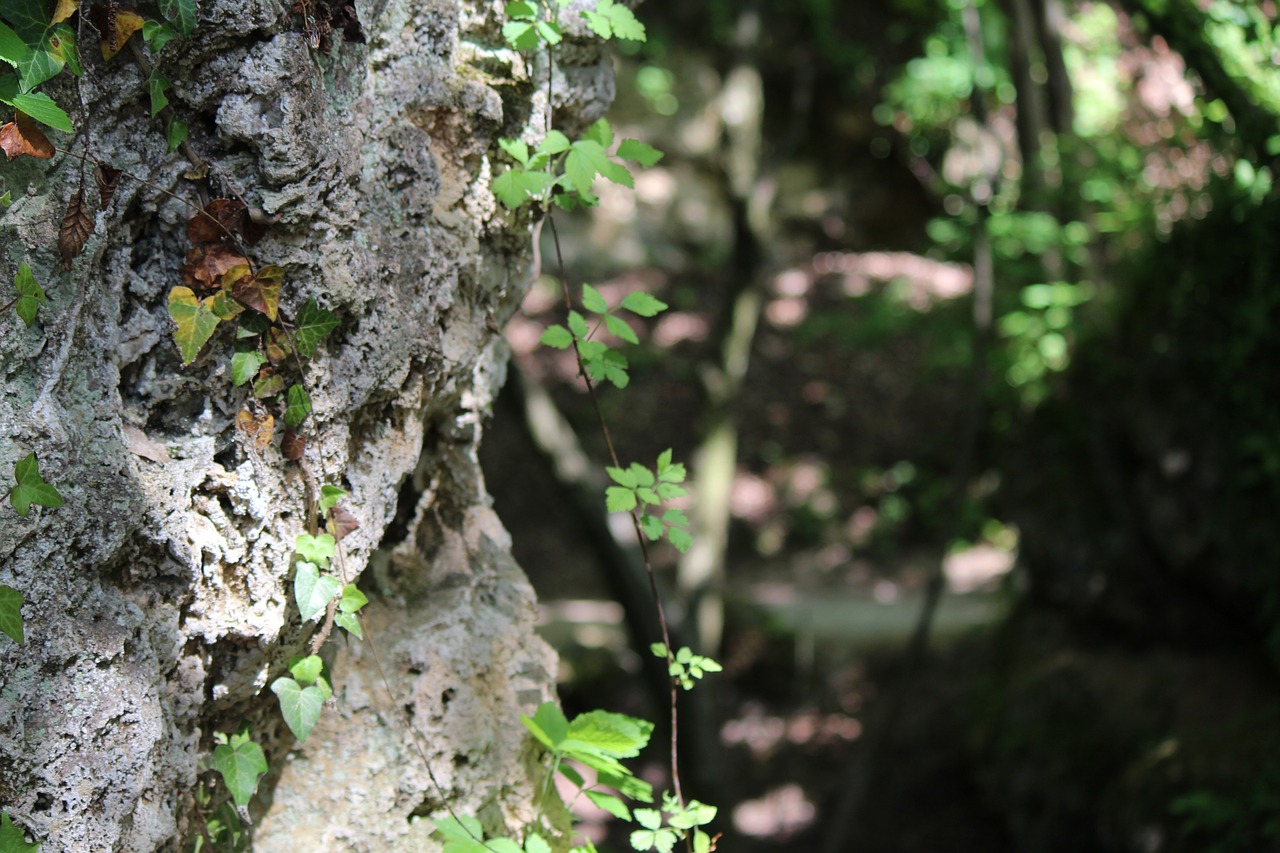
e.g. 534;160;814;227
167;286;220;364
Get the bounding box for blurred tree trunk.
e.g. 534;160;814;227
0;1;613;849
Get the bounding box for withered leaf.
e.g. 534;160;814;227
95;163;123;208
189;198;247;244
52;0;80;24
231;264;283;321
281;428;306;460
180;243;249;290
264;327;291;364
59;186;94;269
0;112;55;161
327;506;359;542
101;8;145;60
236;409;274;453
123;423;171;463
253;369;285;399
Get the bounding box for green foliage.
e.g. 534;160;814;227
292;298;340;357
158;0;198;37
334;583;367;638
605;450;691;552
0;585;24;644
1171;764;1280;852
271;655;332;743
0;811;38;852
539;281;669;389
211;730;267;807
12;262;45;327
0;0;79;131
521;701;654;801
650;644;722;691
283;384;311;428
631;794;717;853
8;452;62;517
581;0;646;43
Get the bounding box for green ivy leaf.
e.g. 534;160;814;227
166;118;186;152
620;291;667;317
159;0;197;36
338;583;367;614
334;612;362;638
293;298;340;357
270;676;328;743
539;324;573;349
13;262;45;327
283;383;311;428
295;532;336;566
147;73;169;116
168;286;221;364
0;811;38;852
288;654;324;684
617;138;663;167
211;730;267;807
142;20;179;51
229;351;266;386
319;484;346;511
10;453;62;517
293;561;341;622
0;23;28;68
0;585;25;644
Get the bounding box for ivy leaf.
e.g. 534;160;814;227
620;291;667;317
319;485;346;511
13;262;45;326
283;384;311;428
581;283;608;314
230;351;266;386
295;532;336;566
146;72;168;115
159;0;197;36
0;585;25;644
293;298;339;357
338;583;367;614
270;676;328;743
0;811;38;852
10;453;62;517
211;731;267;807
289;654;324;684
252;371;284;399
168;286;221;364
539;324;573;349
142;19;178;52
293;561;341;622
166;118;185;152
0;24;28;68
617;138;663;167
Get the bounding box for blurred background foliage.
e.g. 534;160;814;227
481;0;1280;850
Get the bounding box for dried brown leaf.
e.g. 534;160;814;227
59;186;94;269
123;423;171;463
0;112;55;161
326;506;360;542
95;163;122;209
188;198;247;244
100;8;144;60
179;243;249;290
281;428;306;460
236;409;275;453
52;0;80;23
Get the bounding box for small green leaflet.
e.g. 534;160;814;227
584;789;631;820
159;0;198;36
147;73;169;117
0;811;38;852
620;291;667;317
289;654;325;684
293;562;341;622
617;138;663;167
294;532;335;566
0;585;25;644
293;298;339;357
9;453;62;517
229;351;266;386
630;809;677;853
166;118;186;152
581;283;608;314
319;485;346;511
211;731;267;807
539;324;573;349
335;583;367;637
581;0;646;42
13;262;45;327
271;674;331;743
283;384;311;428
493;167;553;209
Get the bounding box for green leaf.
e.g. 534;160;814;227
211;731;267;807
293;298;340;357
504;1;537;20
271;676;328;743
668;527;693;553
0;23;28;68
493;166;552;209
502;20;540;50
607;466;638;488
230;350;266;386
166;118;187;152
338;583;367;614
584;790;631;821
10;452;62;517
433;816;491;853
319;484;346;511
159;0;198;36
283;383;311;428
567;310;590;339
0;585;25;644
534;20;562;44
639;514;662;540
617;138;663;167
606;486;636;513
537;130;571;156
581;283;608;314
620;291;667;317
630;828;677;853
13;262;45;327
564;709;653;759
583;118;613;147
584;0;645;41
0;811;38;852
520;700;569;752
334;612;362;638
669;800;717;829
524;834;552;853
498;137;530;166
539;324;573;349
142;20;179;51
147;73;169;116
293;562;341;622
604;314;638;344
6;90;70;131
288;654;324;684
168;286;221;364
662;508;688;527
295;532;336;566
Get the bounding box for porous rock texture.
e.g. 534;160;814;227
0;1;614;850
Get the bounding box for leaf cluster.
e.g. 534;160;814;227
631;793;718;853
650;644;722;691
605;450;692;552
540;282;667;389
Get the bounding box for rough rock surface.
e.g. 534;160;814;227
0;1;612;850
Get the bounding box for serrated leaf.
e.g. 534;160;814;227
606;466;637;488
633;809;662;831
293;562;341;622
584;790;631;821
629;463;655;487
617;138;662;167
0;585;25;644
334;612;362;638
293;298;339;357
662;508;689;527
159;0;197;35
631;828;678;853
604;313;638;344
534;20;561;44
502;20;539;49
338;583;367;614
505;0;537;19
539;324;573;349
271;677;326;743
620;291;667;317
537;130;570;155
0;811;38;852
606;486;636;513
564;709;653;759
668;527;694;553
498;137;529;165
230;350;266;386
13;261;44;326
10;452;62;517
521;701;569;752
567;310;590;339
212;731;267;807
295;532;335;566
493;166;552;209
580;283;607;315
639;514;662;540
583;118;613;147
168;286;220;363
5;91;70;132
284;383;311;428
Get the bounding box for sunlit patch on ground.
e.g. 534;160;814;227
731;783;817;840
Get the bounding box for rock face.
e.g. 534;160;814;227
0;1;612;850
